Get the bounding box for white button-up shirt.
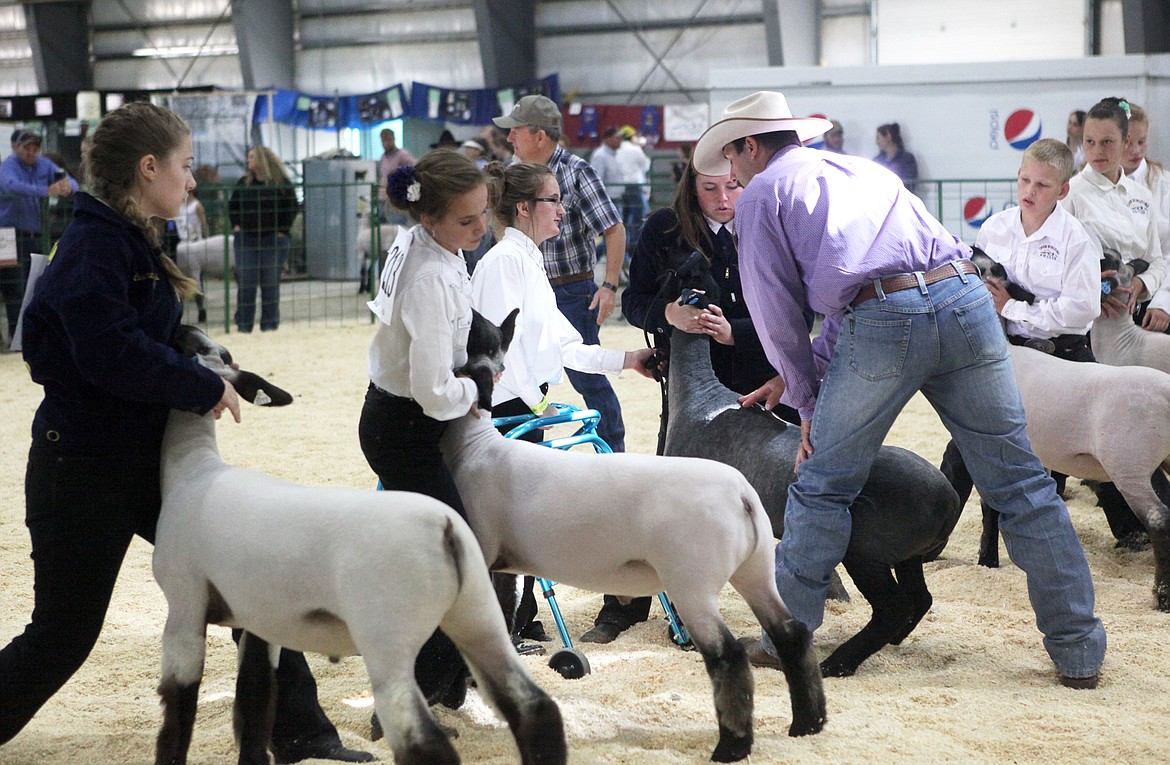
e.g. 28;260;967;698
471;227;624;408
367;226;477;420
975;203;1101;339
1062;165;1165;300
1128;159;1170;312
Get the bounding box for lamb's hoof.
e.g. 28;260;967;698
710;728;751;762
1060;672;1099;690
819;656;858;678
271;735;377;764
1114;532;1150;551
788;711;827;737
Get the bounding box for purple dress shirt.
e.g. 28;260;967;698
735;145;969;420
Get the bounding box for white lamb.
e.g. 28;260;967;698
153;326;565;765
941;344;1170;610
174;234;234;322
439;409;827;763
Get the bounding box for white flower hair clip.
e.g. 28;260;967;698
406;181;422;202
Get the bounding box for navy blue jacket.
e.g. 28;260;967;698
22;192;224;454
623;207;777;395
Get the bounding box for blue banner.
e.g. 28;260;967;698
255;76;559;129
253;84;409;128
408;74;559;125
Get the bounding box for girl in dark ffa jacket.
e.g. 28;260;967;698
229;145;299;332
0;102;371;764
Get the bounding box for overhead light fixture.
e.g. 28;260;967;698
131;44;239;59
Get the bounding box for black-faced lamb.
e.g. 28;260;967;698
661;329;962;677
439;312;826;763
154;326;565;765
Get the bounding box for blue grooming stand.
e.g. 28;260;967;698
495;404;691;678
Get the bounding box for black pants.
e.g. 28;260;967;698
0;442;338;747
358;385;468;700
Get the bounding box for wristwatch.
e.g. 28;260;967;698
600;281;618;292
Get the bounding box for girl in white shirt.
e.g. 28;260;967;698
1061;96;1167;332
358;149;488;707
471;161;654;438
1122;103;1170;330
469;161;654;648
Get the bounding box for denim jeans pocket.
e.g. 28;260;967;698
847;314;912;381
953;292;1008;361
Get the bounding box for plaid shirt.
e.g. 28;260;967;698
540;146;621;280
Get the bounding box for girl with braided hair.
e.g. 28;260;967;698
1;102;371;764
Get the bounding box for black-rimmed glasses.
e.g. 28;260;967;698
532;196;564;207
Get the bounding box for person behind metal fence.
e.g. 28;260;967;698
0;129;77;346
228;145;298;333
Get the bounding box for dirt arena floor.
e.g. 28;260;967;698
1;320;1167;764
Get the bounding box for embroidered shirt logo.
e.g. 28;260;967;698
1129;198;1150;215
1037;243;1060;261
133;272;160;282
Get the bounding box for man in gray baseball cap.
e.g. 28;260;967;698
492;94;563;133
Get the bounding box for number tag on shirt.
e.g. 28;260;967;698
367;226;415;326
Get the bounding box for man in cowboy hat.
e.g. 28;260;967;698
693;91;1104;689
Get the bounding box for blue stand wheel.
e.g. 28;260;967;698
548;648;591;679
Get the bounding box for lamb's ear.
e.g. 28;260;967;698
231;370;294;407
499;308;519;354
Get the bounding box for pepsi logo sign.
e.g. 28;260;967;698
1004;109;1042;151
964;197;993;229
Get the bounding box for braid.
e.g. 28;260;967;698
87;101;199;300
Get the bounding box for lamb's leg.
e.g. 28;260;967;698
939;439;975;507
668;603;755;763
820;557;914;678
364;670;459;765
729;550;826;743
759;615;827;739
155;612;208;765
438;581;567;764
233;631;277;765
1094;480;1151;550
979;501;1001;568
1148;528;1170;611
888;559;933;645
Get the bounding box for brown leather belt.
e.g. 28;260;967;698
851;260;979;307
549;270;594;287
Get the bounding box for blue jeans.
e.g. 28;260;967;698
763;267;1105;678
553;278;626;452
234;232;289;332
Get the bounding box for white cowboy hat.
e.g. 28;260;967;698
692;91;832;176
